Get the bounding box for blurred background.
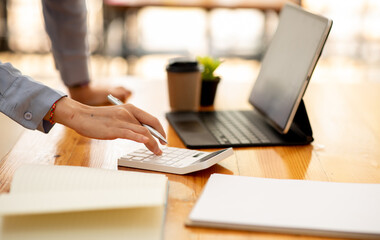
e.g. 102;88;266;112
0;0;380;87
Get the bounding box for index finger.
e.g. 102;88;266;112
125;104;167;141
142;124;167;144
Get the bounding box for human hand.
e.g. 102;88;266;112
69;84;132;106
48;97;166;155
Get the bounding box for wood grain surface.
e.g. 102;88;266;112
1;78;379;240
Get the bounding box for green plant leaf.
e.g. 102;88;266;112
197;56;222;81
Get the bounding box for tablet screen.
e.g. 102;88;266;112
249;4;332;134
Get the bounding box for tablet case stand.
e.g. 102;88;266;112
289;99;313;143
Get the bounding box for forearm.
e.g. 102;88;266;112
42;0;90;87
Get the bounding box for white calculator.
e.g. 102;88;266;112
118;146;233;174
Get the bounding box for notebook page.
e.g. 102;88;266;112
10;164;166;194
0;165;168;240
0;165;168;215
188;174;380;238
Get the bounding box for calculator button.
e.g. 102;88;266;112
130;153;150;158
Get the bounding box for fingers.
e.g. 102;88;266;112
75;103;165;155
124;104;167;141
119;122;163;155
111;86;132;102
115;128;150;144
120;105;165;155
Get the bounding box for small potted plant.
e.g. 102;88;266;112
197;56;222;106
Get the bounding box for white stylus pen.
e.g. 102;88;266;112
107;94;168;144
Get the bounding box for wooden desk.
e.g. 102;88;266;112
1;77;380;240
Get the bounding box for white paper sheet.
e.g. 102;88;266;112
0;165;168;240
188;174;380;239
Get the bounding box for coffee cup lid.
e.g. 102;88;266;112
166;57;202;72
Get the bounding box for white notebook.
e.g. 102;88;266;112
187;174;380;239
0;165;169;240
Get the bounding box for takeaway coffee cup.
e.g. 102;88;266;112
166;58;202;111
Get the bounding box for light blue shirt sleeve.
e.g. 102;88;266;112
0;62;66;133
42;0;90;87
